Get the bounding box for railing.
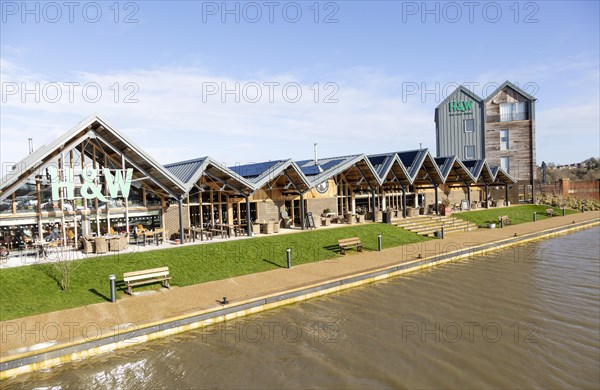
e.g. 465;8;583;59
500;112;528;122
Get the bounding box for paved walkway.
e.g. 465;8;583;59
1;211;599;359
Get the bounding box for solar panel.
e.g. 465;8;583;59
229;161;280;178
397;151;419;168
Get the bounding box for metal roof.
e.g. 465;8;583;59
229;159;311;193
484;80;537;102
0;115;187;201
297;154;381;188
436;85;484;110
164;156;254;195
164;157;208;184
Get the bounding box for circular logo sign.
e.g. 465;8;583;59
316;180;329;194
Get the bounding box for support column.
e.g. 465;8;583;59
467;184;471;210
178;197;185;244
210;189;215;225
227;196;233;225
300;193;306;230
199;192;204;227
401;186;407;218
351;190;356;214
246;195;252;237
505;185;509;205
36;177;43;240
434;185;439;215
485;185;489;209
382;189;387;210
371;189;377;222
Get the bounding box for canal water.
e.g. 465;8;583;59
3;227;599;389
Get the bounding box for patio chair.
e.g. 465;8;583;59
110;233;129;252
80;236;95;254
95;237;108;254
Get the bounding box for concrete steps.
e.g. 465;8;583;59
393;215;477;237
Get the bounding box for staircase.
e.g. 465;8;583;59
393;215;477;237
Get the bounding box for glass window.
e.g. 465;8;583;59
500;102;526;121
500;157;510;173
464;119;475;133
465;145;476;159
500;129;509;150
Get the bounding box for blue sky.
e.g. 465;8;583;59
1;0;599;171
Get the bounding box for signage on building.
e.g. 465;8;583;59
315;180;329;194
449;100;473;116
49;166;133;201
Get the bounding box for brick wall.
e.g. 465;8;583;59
256;200;281;222
164;204;190;239
307;197;338;217
538;179;600;201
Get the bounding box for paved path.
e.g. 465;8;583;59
1;211;599;358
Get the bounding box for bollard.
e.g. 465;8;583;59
533;212;537;222
499;218;503;228
562;207;566;216
109;275;116;303
581;205;585;213
378;234;382;251
286;248;292;269
441;225;445;239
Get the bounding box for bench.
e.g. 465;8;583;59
498;215;511;226
546;208;555;217
123;267;172;295
210;228;227;239
338;237;363;255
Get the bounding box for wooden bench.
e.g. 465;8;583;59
210;228;226;239
123;267;172;295
498;215;511;226
546;208;555;217
338;237;363;255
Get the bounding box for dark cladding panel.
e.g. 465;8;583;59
435;87;484;160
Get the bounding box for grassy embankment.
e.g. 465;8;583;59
453;204;578;227
1;223;429;321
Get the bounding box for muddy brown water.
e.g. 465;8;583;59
3;227;599;389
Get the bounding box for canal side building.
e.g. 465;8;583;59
435;81;537;202
0;115;516;248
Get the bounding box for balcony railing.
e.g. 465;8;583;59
500;112;527;122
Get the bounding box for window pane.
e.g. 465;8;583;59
464;119;474;132
465;145;475;159
500;129;509;150
501;157;509;173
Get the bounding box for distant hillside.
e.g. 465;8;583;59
537;157;600;182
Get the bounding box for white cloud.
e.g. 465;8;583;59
1;56;598;170
1;61;437;167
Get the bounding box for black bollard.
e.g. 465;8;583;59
109;275;116;303
562;207;566;216
378;234;382;251
441;225;445;239
533;212;537;222
286;248;292;269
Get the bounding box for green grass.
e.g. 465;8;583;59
0;224;429;321
453;204;578;227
